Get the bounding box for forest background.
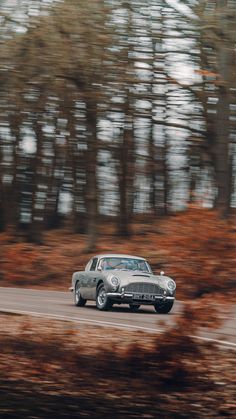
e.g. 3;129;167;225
0;1;235;418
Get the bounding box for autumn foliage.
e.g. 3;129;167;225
0;209;235;301
0;311;235;418
0;210;235;417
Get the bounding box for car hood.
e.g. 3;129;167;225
104;270;174;289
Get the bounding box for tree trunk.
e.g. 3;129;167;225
117;106;134;237
28;119;45;244
214;1;233;217
0;138;5;231
85;98;98;251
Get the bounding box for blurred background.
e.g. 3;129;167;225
0;0;235;250
0;2;236;418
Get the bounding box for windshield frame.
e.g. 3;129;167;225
98;257;152;273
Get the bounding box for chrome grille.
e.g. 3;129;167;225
124;282;163;295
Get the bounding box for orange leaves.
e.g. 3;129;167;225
146;209;236;300
195;69;219;78
0;309;235;417
0;208;235;302
1;244;44;284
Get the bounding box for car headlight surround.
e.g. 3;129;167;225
167;279;176;292
110;276;120;287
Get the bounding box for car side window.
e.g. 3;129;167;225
90;258;98;271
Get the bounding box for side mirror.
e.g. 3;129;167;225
160;271;165;276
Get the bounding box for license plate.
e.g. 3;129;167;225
133;293;154;300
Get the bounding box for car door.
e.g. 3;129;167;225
83;258;98;299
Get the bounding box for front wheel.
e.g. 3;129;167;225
74;283;87;307
96;284;113;311
154;300;174;314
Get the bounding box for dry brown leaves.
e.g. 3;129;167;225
0;312;235;418
0;209;235;303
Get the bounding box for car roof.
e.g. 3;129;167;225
94;254;146;261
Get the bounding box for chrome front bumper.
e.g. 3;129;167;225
107;292;175;302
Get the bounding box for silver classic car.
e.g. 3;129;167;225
70;254;176;313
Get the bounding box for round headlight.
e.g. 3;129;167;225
111;276;120;287
167;279;176;292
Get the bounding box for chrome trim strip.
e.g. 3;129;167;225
106;292;175;301
155;296;175;300
107;292;134;297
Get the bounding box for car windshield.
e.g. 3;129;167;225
99;257;152;273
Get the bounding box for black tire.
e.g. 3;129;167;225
74;282;87;307
129;304;140;312
154;300;174;314
96;284;113;311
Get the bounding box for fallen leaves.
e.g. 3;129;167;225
0;313;235;418
0;209;235;304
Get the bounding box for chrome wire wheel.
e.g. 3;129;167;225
75;288;79;304
96;284;112;311
97;288;106;306
74;283;86;307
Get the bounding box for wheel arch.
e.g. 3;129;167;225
75;278;80;288
96;279;104;293
72;272;81;290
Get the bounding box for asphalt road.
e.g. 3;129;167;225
0;287;235;349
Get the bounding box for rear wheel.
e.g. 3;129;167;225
129;304;140;312
96;284;113;311
74;282;87;307
154;300;173;314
